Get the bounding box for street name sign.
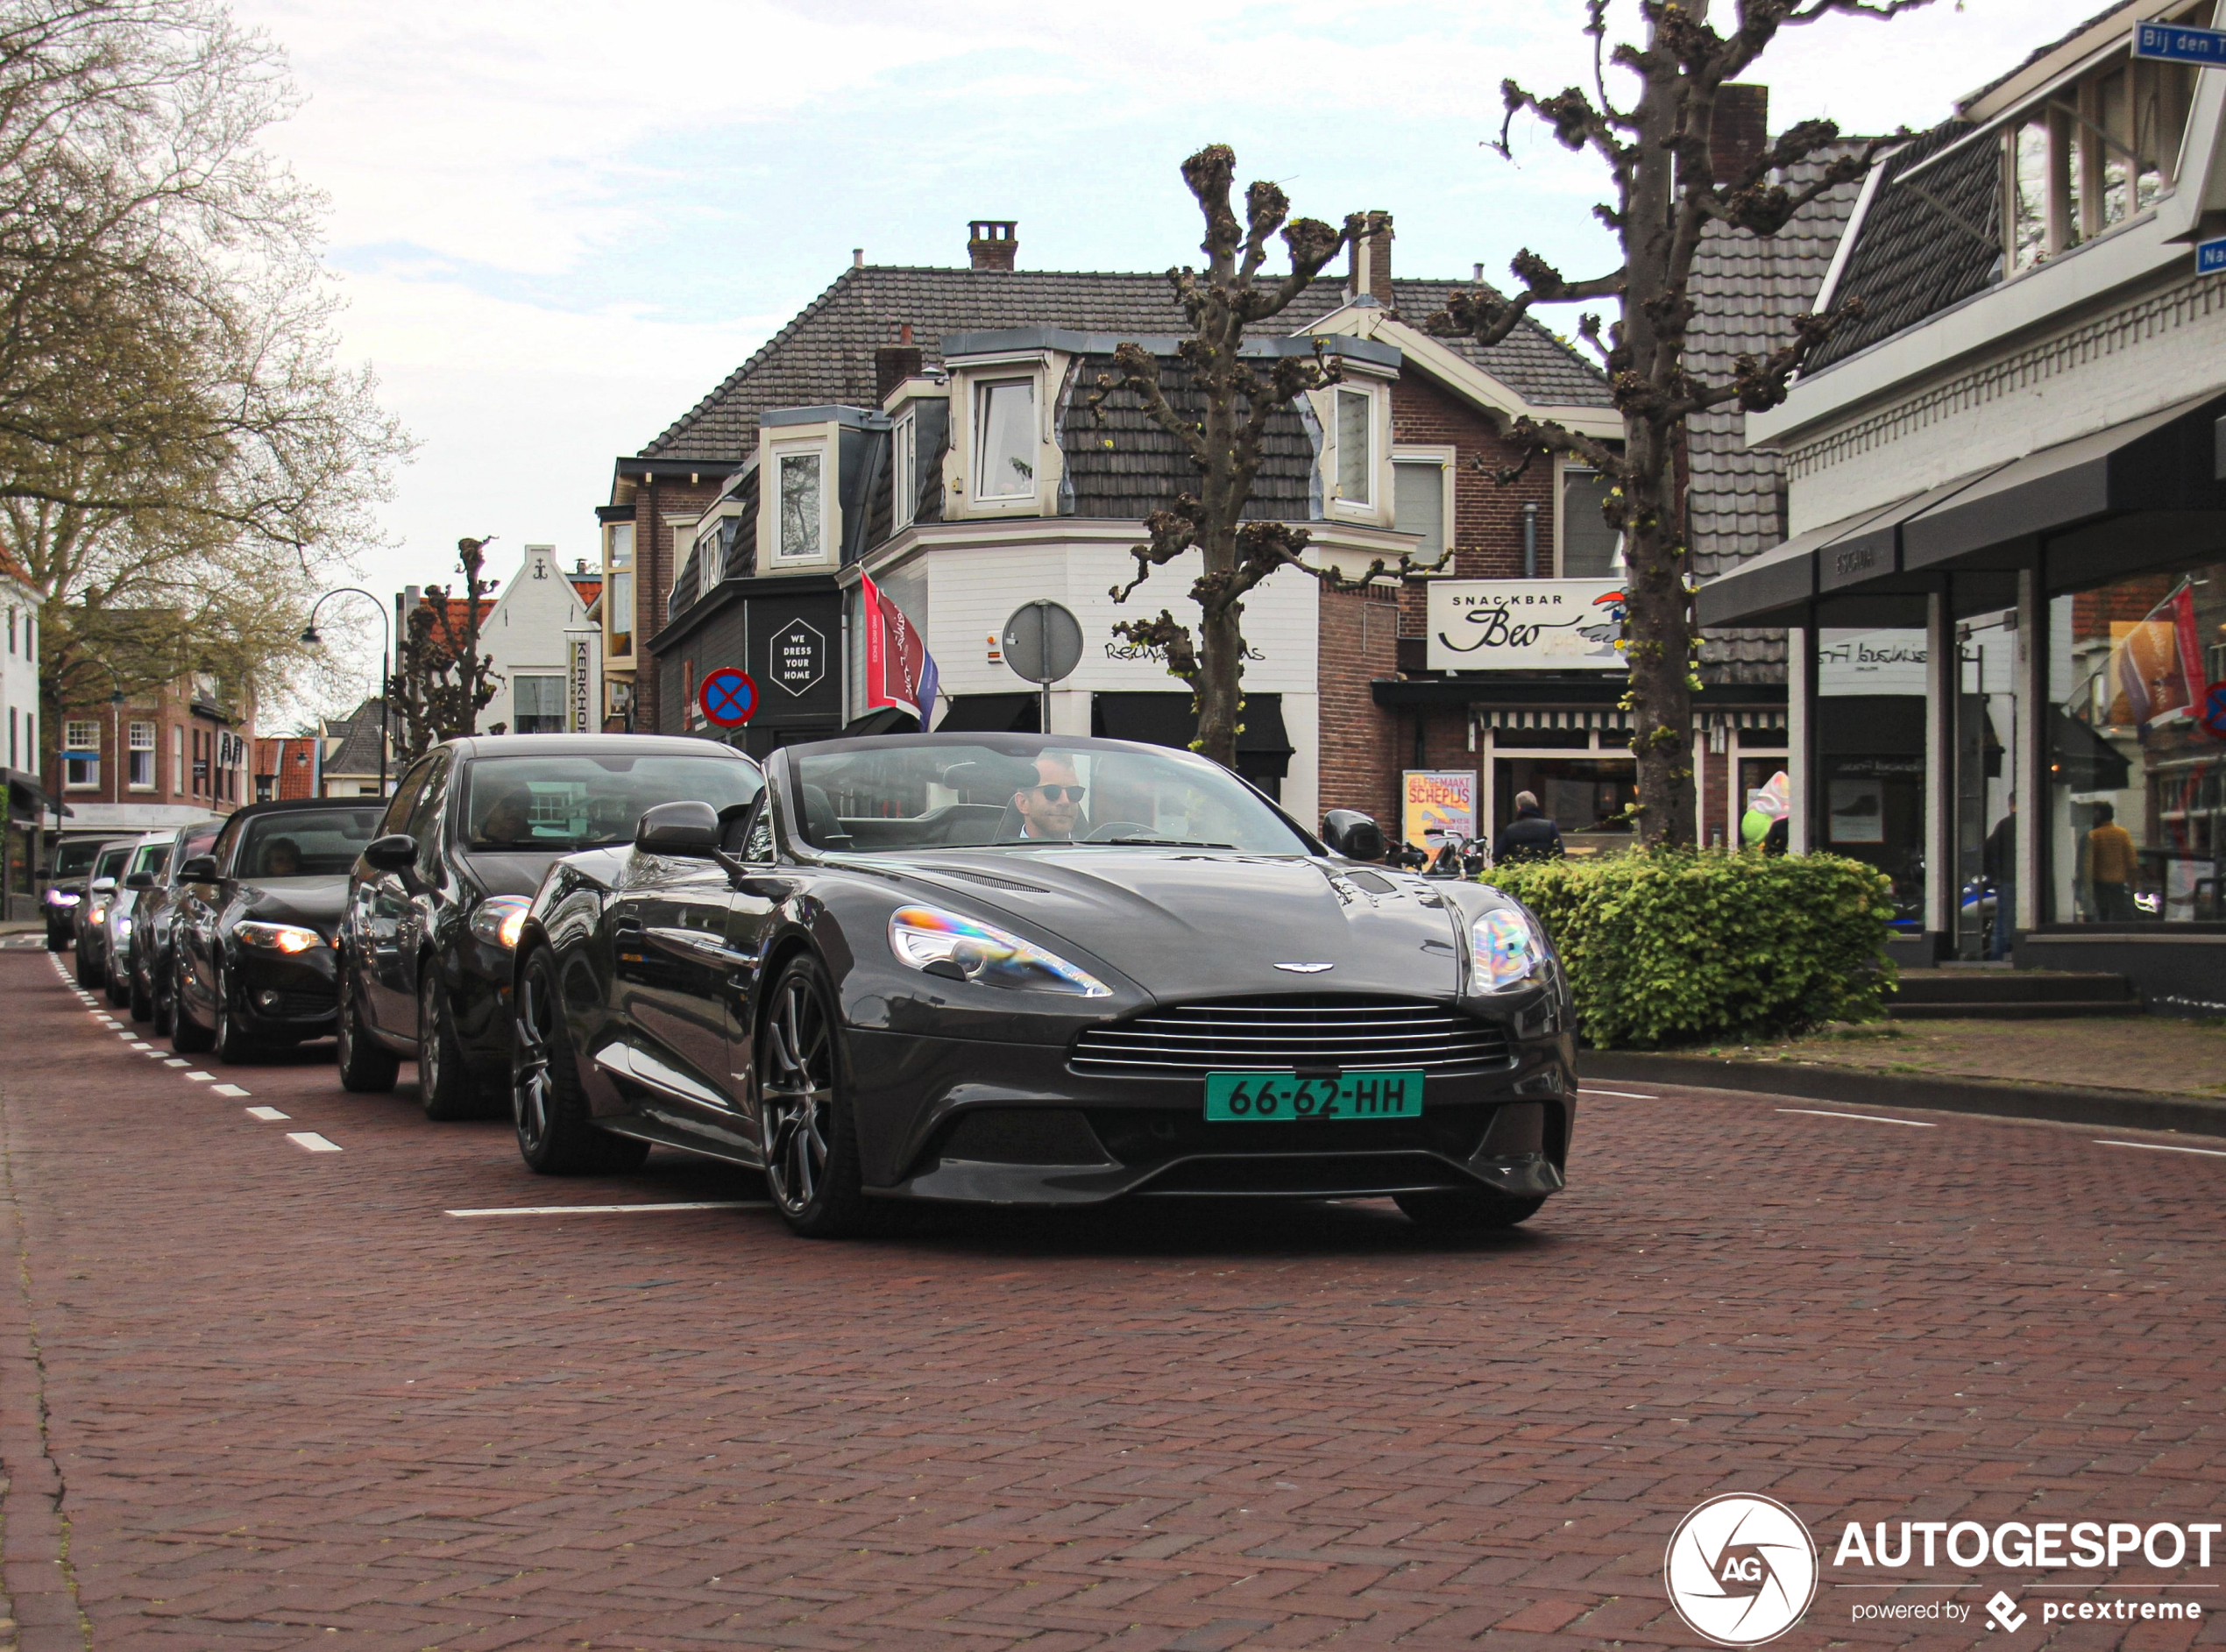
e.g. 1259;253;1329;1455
2200;237;2226;276
2133;20;2226;65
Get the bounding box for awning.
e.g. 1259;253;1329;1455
842;706;920;737
1696;388;2226;624
937;692;1040;734
4;769;63;823
1092;692;1293;777
2048;708;2131;794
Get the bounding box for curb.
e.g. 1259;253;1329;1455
1577;1052;2226;1139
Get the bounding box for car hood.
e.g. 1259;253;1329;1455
868;848;1468;1001
237;876;350;929
461;849;566;899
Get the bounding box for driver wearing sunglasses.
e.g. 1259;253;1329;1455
1012;753;1086;840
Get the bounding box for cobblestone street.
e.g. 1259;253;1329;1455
2;944;2222;1650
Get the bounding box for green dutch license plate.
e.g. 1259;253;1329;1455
1202;1070;1424;1122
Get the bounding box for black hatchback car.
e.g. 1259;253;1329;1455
171;798;387;1060
335;734;763;1118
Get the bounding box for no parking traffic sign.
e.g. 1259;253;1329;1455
699;668;758;728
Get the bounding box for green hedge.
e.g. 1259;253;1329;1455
1485;850;1898;1050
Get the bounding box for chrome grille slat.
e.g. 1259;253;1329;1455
1071;993;1511;1079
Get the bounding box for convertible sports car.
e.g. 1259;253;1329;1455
513;733;1575;1238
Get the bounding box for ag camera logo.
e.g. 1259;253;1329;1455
1666;1494;1820;1646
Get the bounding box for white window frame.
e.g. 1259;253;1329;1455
972;376;1039;503
1391;444;1457;564
663;514;699;598
171;724;183;796
1322;376;1393;527
755;424;840;571
942;353;1057;521
891;410;918;532
127;720;155;791
604;521;635;662
1555;457;1626;578
64;719;97;790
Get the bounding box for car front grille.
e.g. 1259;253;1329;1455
1069;994;1511;1078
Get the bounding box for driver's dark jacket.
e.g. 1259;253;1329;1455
1492;811;1565;865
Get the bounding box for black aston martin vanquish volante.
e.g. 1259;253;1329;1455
512;734;1576;1238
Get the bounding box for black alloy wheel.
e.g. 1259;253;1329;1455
105;951;129;1006
74;936;98;989
169;950;213;1054
128;956;154;1024
756;957;873;1238
1392;1188;1545;1233
150;953;173;1038
512;946;647;1175
212;967;258;1063
416;966;478;1121
335;961;399;1092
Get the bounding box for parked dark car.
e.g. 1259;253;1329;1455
103;832;174;1005
336;734;765;1119
72;840;135;988
511;733;1575;1239
171;798;386;1060
41;836;107;951
128;819;224;1031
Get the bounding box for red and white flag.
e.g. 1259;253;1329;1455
860;571;939;725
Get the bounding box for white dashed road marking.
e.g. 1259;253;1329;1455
1584;1088;1659;1100
185;1071;214;1081
245;1106;289;1122
286;1132;342;1153
162;1058;188;1067
1776;1107;1937;1128
212;1084;250;1098
444;1202;769;1217
2096;1139;2226;1159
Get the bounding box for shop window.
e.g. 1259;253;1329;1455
513;673;564;734
1560;467;1621;577
2046;561;2222;925
1817;625;1929;933
64;719;97;789
127;720;154;790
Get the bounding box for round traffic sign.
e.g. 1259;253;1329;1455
2201;680;2226;742
698;668;757;728
1001;599;1083;686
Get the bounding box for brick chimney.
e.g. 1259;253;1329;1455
1347;212;1393;301
1712;83;1770;185
876;322;923;404
968;220;1017;272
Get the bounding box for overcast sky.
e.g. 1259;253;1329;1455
233;0;2102;693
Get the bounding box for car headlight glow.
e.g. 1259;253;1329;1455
471;897;532;950
44;888;77;907
235;920;325;954
1471;906;1547;992
889;904;1110;996
114;914;133;943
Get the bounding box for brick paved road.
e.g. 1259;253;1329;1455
1;942;2222;1651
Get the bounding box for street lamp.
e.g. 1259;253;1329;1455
301;587;391;798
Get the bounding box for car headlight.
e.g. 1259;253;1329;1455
44;888;77;907
1471;906;1548;991
235;920;325;954
114;914;133;942
470;897;531;950
889;904;1110;996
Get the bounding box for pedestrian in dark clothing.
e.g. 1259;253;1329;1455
1983;797;2016;958
1493;791;1564;865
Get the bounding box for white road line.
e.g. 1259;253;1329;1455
245;1106;289;1121
286;1131;342;1152
184;1071;214;1081
1776;1107;1937;1128
444;1202;770;1217
128;1041;151;1050
1584;1088;1659;1100
162;1058;188;1067
2096;1139;2226;1159
212;1083;250;1098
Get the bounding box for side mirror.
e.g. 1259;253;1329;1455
363;833;417;872
124;871;155;890
178;855;218;882
90;876;116;894
635;800;720;858
1322;810;1386;862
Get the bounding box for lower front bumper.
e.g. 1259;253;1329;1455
229;949;340;1040
846;1026;1575;1207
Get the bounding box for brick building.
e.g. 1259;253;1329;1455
47;668;250;843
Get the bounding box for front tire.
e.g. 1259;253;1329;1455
105;954;129;1005
169;951;213;1054
46;925;66;953
757;957;874;1238
513;946;649;1174
128;962;154;1024
212;968;259;1063
416;965;477;1121
1393;1188;1545;1232
74;939;98;989
335;961;400;1093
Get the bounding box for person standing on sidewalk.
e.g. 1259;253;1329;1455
2084;802;2137;922
1984;796;2017;958
1492;791;1564;865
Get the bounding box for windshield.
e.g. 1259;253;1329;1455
130;842;170;878
92;846;131;880
241;807;382;877
789;741;1308;854
463;751;763;852
53;840;101;876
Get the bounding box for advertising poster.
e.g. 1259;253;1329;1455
1401;769;1477;847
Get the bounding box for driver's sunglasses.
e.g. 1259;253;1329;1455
1029;783;1087;803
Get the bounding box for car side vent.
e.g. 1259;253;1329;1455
1070;994;1511;1078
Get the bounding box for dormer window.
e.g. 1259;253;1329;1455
776;449;823;562
1336;388;1373;506
2003;45;2193;273
975;378;1037;500
892;411;917;531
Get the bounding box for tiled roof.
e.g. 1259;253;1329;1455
1686;146;1870;684
322;697;388;777
1802;121;1994;372
639;268;1609;464
1064;352;1315;521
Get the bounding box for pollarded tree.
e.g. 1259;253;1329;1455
390;537;502;760
1095;145;1444;770
1428;0;1923;847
